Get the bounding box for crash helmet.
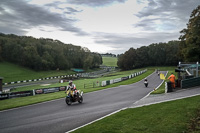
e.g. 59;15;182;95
69;80;73;85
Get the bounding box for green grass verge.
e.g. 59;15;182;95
0;69;153;111
73;95;200;133
102;57;117;67
0;62;76;83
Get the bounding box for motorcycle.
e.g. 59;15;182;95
144;81;148;87
65;89;83;105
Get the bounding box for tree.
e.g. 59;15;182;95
83;55;93;70
117;48;137;70
117;41;181;70
135;46;149;68
179;5;200;62
0;33;103;70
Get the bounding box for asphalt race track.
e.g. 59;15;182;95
0;71;167;133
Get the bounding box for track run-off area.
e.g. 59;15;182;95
0;71;167;133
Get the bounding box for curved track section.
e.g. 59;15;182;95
0;71;167;133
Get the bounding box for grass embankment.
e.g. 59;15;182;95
0;57;118;83
73;95;200;133
0;62;76;83
0;68;153;111
102;57;117;67
0;56;117;83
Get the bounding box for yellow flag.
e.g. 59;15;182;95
160;73;165;80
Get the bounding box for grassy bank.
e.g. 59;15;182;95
102;57;117;67
73;95;200;133
0;62;76;83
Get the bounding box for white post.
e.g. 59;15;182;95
165;82;167;93
33;90;35;96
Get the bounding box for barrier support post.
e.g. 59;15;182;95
0;77;3;92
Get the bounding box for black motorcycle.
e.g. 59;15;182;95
65;90;83;105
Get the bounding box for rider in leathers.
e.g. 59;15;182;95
66;80;77;97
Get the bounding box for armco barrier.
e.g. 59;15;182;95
0;90;34;100
102;81;107;86
101;69;147;87
0;93;10;100
9;90;35;98
2;74;80;86
43;87;60;94
121;76;129;81
114;78;121;83
0;86;67;100
35;86;66;94
106;80;110;85
110;79;114;84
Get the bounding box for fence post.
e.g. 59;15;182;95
0;77;3;92
33;90;35;96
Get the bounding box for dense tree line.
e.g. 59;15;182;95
117;41;181;70
179;5;200;62
118;5;200;70
0;33;102;70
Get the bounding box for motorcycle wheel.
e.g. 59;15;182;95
78;96;83;103
65;97;72;105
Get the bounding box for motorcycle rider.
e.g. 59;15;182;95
66;80;77;97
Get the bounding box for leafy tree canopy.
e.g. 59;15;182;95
179;5;200;62
0;33;102;70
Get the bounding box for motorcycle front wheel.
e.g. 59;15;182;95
78;96;83;103
65;97;72;105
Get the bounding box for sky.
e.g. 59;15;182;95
0;0;200;54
